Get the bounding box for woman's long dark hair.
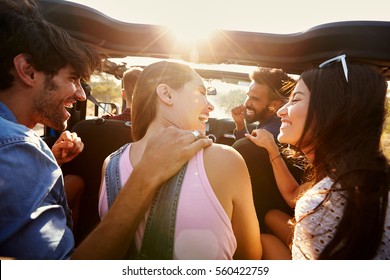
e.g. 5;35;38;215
295;62;389;259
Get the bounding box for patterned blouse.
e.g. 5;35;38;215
292;177;390;260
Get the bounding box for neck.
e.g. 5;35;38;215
0;91;37;128
130;121;173;167
143;121;173;140
303;150;315;163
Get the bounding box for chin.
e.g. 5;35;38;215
277;133;290;145
279;136;300;147
53;121;67;132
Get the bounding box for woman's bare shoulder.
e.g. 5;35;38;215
203;143;246;167
204;142;240;156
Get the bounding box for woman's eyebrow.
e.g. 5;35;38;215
291;91;304;98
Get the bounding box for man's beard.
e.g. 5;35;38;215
245;106;270;124
33;79;67;131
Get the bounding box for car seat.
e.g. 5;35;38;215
61;118;132;245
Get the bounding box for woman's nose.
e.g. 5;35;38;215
277;103;288;117
207;100;214;112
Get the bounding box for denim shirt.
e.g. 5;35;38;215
0;102;74;259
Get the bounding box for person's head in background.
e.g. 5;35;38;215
131;61;214;141
121;67;143;109
277;58;389;259
0;0;101;131
244;67;295;124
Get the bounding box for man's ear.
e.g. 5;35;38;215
268;99;283;113
13;54;36;86
156;84;173;105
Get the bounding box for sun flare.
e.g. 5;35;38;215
169;22;215;45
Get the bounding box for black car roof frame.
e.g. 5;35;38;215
39;0;390;77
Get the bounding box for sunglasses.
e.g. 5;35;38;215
319;54;349;82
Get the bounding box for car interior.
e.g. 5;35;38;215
38;0;390;244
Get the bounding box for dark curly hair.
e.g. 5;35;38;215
250;67;296;103
0;0;102;90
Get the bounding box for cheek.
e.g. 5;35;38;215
293;107;308;134
194;95;209;107
253;101;265;110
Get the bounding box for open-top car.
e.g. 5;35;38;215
37;0;390;246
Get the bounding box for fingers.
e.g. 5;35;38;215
58;131;83;160
59;130;73;142
231;104;246;113
231;105;245;117
245;128;261;141
245;132;254;140
55;141;74;149
231;105;246;129
60;131;81;144
189;137;212;151
244;128;258;139
189;130;201;141
140;127;212;183
249;128;272;137
181;129;212;150
246;129;279;153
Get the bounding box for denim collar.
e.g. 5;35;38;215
0;101;17;123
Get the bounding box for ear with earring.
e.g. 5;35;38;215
268;106;275;112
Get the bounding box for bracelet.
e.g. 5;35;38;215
270;153;282;163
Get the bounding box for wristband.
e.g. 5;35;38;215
270;153;282;163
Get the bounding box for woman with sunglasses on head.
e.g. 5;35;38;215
246;55;390;259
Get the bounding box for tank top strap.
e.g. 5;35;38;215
105;143;130;208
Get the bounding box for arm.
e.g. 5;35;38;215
0;141;74;259
205;145;261;259
230;151;262;259
231;104;248;139
245;129;302;208
72;127;212;259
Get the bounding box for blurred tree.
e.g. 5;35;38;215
89;73;121;103
85;73;122;117
215;88;246;114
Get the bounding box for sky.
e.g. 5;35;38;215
67;0;390;34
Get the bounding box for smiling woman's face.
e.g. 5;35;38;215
169;74;214;134
276;79;311;148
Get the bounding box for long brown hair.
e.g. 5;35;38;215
131;61;196;141
295;62;389;259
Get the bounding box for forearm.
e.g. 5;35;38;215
270;154;300;208
247;129;300;207
234;127;248;140
235;120;246;131
72;167;159;259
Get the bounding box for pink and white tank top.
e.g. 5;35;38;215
98;144;237;259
